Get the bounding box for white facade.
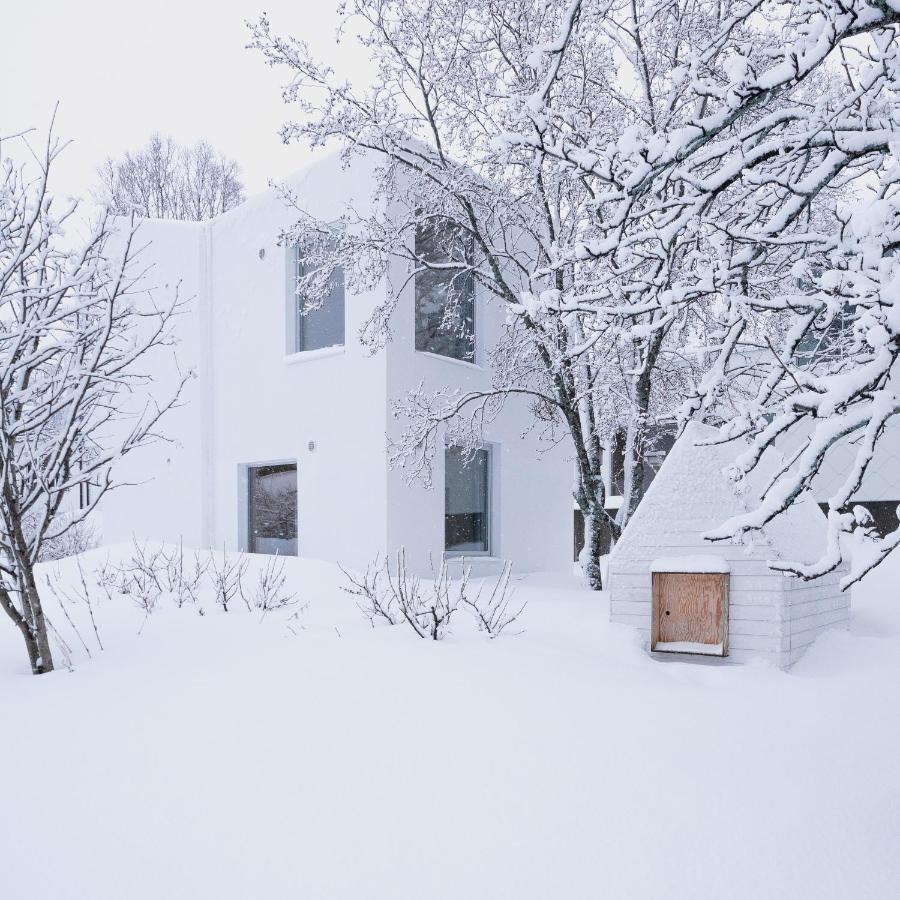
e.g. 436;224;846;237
101;153;573;576
608;422;850;668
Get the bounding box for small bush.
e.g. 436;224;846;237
342;549;523;640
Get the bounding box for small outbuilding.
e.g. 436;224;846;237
608;422;849;667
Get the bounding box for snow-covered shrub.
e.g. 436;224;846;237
92;541;300;618
462;562;523;639
341;549;462;640
42;557;105;667
161;540;210;610
208;549;249;613
97;541;166;616
248;555;298;614
39;520;99;562
342;550;523;640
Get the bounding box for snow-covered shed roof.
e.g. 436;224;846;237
612;421;829;569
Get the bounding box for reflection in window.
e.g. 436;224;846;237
293;245;345;353
415;220;475;362
248;463;298;556
445;446;490;553
612;430;626;497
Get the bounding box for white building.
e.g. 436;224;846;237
101;153;573;576
608;422;849;667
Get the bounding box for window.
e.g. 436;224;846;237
290;245;345;353
612;430;626;497
445;446;491;554
78;480;94;511
247;463;298;556
415;219;475;362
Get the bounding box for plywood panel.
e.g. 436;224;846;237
651;572;728;656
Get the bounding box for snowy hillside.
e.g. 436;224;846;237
1;546;898;899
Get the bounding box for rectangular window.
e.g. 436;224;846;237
445;446;490;554
247;463;298;556
415;219;475;362
78;480;94;510
291;245;345;353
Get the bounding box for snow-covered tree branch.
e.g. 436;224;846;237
516;0;900;585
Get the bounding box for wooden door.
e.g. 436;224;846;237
651;572;728;656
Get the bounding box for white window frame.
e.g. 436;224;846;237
285;244;347;357
413;220;478;365
237;458;299;556
443;443;496;558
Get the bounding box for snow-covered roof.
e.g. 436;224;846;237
612;421;829;567
650;555;730;574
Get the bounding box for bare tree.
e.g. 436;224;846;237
0;123;184;674
95;133;245;221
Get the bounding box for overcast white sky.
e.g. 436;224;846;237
1;0;371;201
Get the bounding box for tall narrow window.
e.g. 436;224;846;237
415;219;475;362
292;245;345;353
248;463;298;556
78;480;94;510
445;446;490;554
612;430;626;497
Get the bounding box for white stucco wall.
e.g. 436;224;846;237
201;153;390;571
383;243;572;575
100;218;207;548
101;151;573;577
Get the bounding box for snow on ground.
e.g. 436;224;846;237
1;545;899;899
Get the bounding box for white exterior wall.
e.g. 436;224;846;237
611;551;850;667
783;571;851;666
101;219;207;547
102;152;573;576
383;253;572;575
201;156;389;571
610;545;789;665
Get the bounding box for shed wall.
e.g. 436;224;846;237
611;552;787;662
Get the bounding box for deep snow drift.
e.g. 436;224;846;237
1;546;898;899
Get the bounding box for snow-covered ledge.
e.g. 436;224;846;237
283;346;346;365
650;555;730;574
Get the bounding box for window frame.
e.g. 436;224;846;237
443;443;493;558
286;242;346;356
238;459;299;557
414;219;477;365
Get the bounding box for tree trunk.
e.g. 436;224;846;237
616;416;647;532
0;580;54;675
21;619;52;675
0;571;53;675
581;504;609;591
22;570;54;674
576;466;620;592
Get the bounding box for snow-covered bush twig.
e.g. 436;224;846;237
39;520;98;562
341;549;463;640
342;550;522;640
249;555;298;615
339;557;402;627
162;539;209;610
208;547;249;613
462;562;523;638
